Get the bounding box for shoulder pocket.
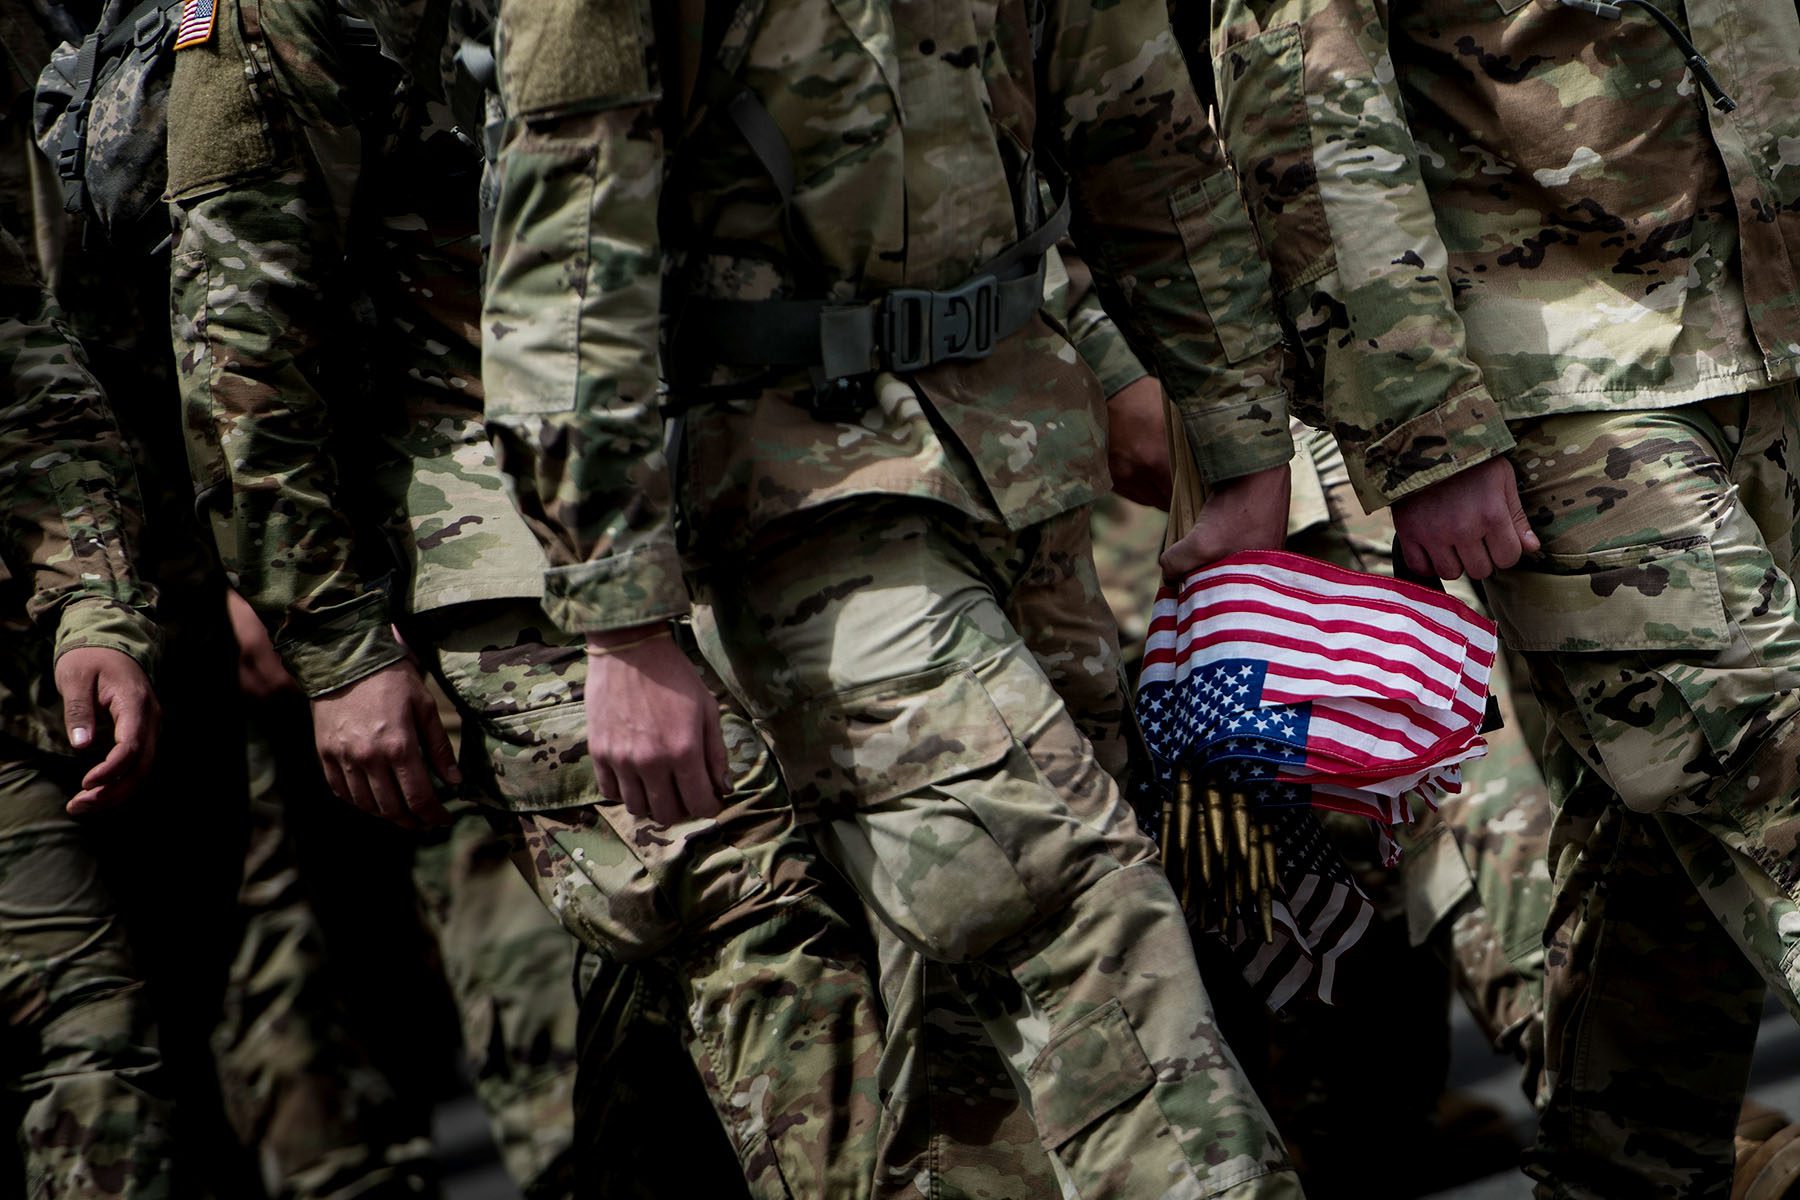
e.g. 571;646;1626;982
165;0;276;200
1169;169;1283;365
1483;537;1731;653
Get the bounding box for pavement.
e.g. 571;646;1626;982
435;994;1800;1199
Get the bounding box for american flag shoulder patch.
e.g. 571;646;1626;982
174;0;218;49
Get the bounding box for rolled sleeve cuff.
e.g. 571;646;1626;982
280;594;406;698
54;599;161;677
542;542;691;635
1349;386;1516;510
1179;391;1295;485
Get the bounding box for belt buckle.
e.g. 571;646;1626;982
881;274;999;374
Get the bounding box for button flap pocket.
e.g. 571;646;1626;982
764;663;1018;815
1485;538;1730;653
1027;998;1156;1150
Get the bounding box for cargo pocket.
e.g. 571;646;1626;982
1169;169;1283;365
761;662;1059;962
1027;999;1156;1150
1212;24;1332;296
1401;822;1475;948
1485;537;1736;812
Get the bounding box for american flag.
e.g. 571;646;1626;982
1136;551;1498;1008
174;0;216;49
1139;550;1497;827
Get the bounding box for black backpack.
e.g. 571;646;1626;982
33;0;183;249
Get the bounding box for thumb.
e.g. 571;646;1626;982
414;690;462;786
61;667;97;750
1501;466;1540;553
1160;529;1210;582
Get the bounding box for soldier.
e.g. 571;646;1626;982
0;216;170;1196
165;2;884;1197
1203;0;1800;1189
481;1;1304;1196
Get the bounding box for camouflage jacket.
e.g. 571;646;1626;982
483;0;1295;634
167;0;543;697
0;224;157;753
1208;0;1800;510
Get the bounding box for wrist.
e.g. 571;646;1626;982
585;623;672;654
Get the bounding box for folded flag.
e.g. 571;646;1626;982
1137;550;1499;1007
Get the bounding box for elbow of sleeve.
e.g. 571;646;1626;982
1349;385;1516;510
542;542;691;635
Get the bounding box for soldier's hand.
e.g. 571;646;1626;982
1161;464;1290;579
312;660;459;830
584;626;728;827
55;646;160;815
1392;456;1540;581
225;589;298;701
1107;376;1173;510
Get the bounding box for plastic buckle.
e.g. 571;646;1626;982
931;274;998;363
881;275;999;373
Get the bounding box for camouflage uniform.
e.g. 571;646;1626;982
482;1;1302;1196
0;217;171;1197
167;3;884;1198
1204;0;1800;1188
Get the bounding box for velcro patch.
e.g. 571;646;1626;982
174;0;217;49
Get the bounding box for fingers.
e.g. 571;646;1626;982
361;765;420;831
393;756;453;827
674;751;723;823
1424;540;1465;582
612;769;649;821
1397;535;1434;581
413;692;463;789
1502;467;1542;554
1160;533;1209;581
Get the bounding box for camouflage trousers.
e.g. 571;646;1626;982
0;752;171;1199
1471;383;1800;1198
691;500;1301;1200
411;602;884;1200
214;716;439;1200
1285;422;1550;1092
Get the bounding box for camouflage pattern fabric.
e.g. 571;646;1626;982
1452;383;1800;1197
481;0;1299;637
0;213;173;1198
214;715;442;1200
0;221;157;751
0;757;172;1200
1203;0;1800;513
409;600;885;1200
410;789;580;1198
691;502;1300;1199
167;0;542;699
167;6;874;1200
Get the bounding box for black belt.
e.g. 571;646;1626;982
667;200;1070;383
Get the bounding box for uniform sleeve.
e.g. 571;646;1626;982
1047;245;1151;400
1207;0;1513;508
480;0;682;635
1039;0;1295;487
168;17;404;698
0;229;160;672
